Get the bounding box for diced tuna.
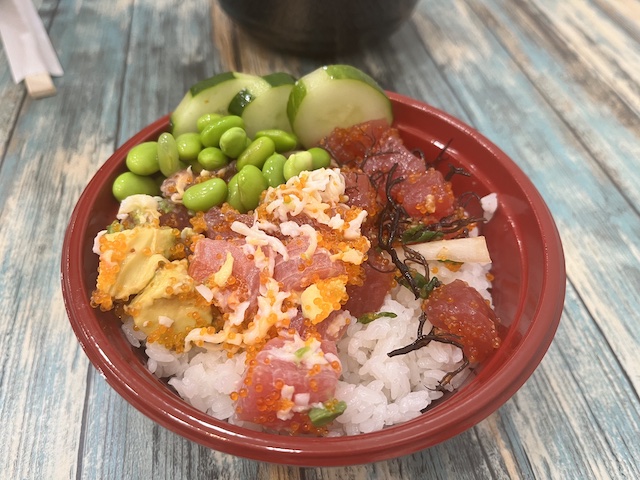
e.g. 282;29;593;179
203;207;253;241
395;168;456;221
424;279;501;363
343;259;395;318
322;120;456;223
342;170;379;214
235;335;342;432
188;238;261;310
273;237;346;291
288;310;351;342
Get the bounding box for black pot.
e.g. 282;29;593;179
218;0;420;55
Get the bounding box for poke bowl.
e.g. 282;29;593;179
61;80;565;466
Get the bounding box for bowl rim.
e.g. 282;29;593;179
61;91;565;466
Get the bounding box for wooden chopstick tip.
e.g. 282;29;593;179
24;72;57;99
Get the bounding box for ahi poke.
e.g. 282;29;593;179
89;65;502;436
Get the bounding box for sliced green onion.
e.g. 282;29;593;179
294;346;310;360
357;311;398;325
401;225;444;244
308;400;347;427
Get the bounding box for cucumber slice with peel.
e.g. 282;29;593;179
287;65;393;148
229;72;296;138
170;72;270;137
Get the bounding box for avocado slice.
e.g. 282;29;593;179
126;259;213;351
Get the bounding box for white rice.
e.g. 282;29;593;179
122;259;490;436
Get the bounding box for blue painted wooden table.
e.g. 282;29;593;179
1;0;639;478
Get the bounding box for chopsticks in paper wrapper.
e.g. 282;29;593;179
0;0;63;98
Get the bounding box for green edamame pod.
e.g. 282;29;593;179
236;136;276;170
175;133;202;163
237;165;268;212
125;142;159;176
183;177;228;212
283;151;313;181
254;129;299;152
219;127;248;158
197;147;229;171
308;147;331;169
200;115;244;148
262;153;287;187
196;113;223;132
226;174;244;212
157;132;181;177
112;171;161;201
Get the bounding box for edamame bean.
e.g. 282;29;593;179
157;132;181;177
226;174;244;212
125;141;159;176
197;147;229;171
196;113;223;132
254;129;299;152
175;133;202;162
236;136;276;170
200;115;244;148
283;151;313;181
219;127;248;158
237;165;268;212
183;177;228;212
262;153;286;187
308;147;331;169
112;171;161;201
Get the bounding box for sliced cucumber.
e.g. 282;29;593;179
170;72;270;137
287;65;393;148
228;72;296;138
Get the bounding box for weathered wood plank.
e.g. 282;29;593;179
2;0;640;478
470;0;640;208
0;59;24;154
117;1;224;141
0;0;135;479
532;0;640;115
58;0;640;478
492;283;640;479
0;0;54;159
410;0;640;384
72;1;236;478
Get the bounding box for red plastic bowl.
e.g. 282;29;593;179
61;92;565;466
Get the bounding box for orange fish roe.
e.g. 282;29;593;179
147;323;202;353
169;241;187;260
344;263;365;286
415;193;436;215
190;211;207;233
323;398;341;411
90;290;114;311
277;397;295;414
91;234;131;311
318;275;349;309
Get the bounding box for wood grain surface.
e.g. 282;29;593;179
1;0;639;478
